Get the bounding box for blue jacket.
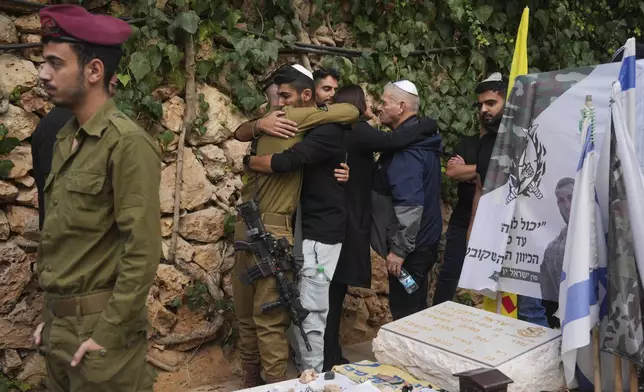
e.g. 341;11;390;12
372;116;443;258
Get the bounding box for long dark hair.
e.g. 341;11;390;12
334;85;368;117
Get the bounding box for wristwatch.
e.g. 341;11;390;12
243;154;251;168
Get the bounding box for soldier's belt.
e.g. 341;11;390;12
47;290;112;318
237;212;292;229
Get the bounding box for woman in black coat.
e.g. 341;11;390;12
323;85;438;370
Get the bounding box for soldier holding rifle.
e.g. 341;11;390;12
232;64;358;387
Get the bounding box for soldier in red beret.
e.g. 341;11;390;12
33;5;161;391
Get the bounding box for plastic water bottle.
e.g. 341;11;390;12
315;265;328;282
398;268;418;294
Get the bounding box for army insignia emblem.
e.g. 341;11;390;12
506;124;547;204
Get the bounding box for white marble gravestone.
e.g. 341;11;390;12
373;301;565;392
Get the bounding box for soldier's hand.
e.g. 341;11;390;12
32;322;44;346
334;163;350;183
258;111;298;139
71;338;105;367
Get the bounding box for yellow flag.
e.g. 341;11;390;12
482;6;529;319
506;6;530;98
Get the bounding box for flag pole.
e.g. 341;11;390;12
495;292;502;314
627;37;638;392
592;327;601;392
583;95;602;392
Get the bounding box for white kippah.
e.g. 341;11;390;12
291;64;313;80
393;80;418;96
481;72;503;83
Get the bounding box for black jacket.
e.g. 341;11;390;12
371;116;443;260
335;119;438;287
31;107;74;229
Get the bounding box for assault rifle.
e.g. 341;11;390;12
234;199;312;351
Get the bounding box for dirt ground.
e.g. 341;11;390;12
153;343;240;392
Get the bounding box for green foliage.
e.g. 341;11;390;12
157;130;175;151
0;124;20;179
223;212;236;236
171;280;234;316
184;280;210;312
0;373;31;392
454;291;475;307
193;93;209;136
113;0;641;201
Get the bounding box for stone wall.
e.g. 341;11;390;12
0;7;414;386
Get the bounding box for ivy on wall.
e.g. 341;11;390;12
111;0;643;201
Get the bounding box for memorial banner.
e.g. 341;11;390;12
459;61;644;301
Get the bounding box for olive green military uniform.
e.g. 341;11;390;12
37;99;161;392
234;104;358;382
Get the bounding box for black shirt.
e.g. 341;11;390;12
31;107;74;229
449;135;480;228
476;131;498;186
271;123;346;244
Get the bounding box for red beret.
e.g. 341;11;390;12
40;4;132;46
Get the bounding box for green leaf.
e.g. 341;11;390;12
439;106;453;123
375;40;387;51
148;46;163;71
226;9;242;31
472;5;494;23
239;96;256;112
157;130;175;146
224;213;236;235
291;18;303;31
0;124;7;138
535;9;549;30
0;160;14;179
451;68;465;81
173;11;200;34
198;59;215;76
117;73;131;87
0;137;20;154
141;95;163;120
165;44;183;68
265;40;281;62
274;15;286;31
233;37;255;57
355;16;375;34
14;381;31;392
281;34;296;46
400;43;415;58
128;52;152;81
488;12;507;31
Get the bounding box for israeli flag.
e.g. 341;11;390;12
556;117;605;388
614;37;644;170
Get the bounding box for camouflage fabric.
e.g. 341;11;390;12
601;120;644;366
483;67;596;196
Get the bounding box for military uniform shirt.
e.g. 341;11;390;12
240;104;359;222
37;99;162;349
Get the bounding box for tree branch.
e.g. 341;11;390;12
168;31;197;264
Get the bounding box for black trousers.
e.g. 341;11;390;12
389;246;438;320
323;281;348;371
432;224;468;306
